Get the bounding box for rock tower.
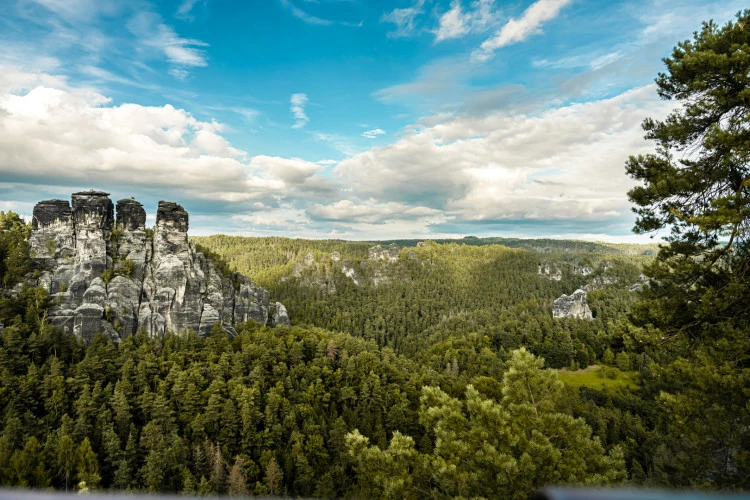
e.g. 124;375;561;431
29;190;289;342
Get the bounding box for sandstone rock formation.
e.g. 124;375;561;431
29;191;289;342
538;262;562;281
368;243;399;262
552;289;593;320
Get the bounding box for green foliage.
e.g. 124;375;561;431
557;366;640;391
0;211;32;287
347;349;626;499
44;239;57;257
195;236;647;374
624;11;750;489
120;259;134;278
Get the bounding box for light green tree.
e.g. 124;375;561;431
75;438;100;490
348;348;625;499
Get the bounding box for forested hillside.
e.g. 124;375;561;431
195;236;650;372
0;209;655;497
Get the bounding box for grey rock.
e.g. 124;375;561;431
29;192;288;342
552;289;593;320
29;199;75;266
72;191;114;278
74;303;105;342
369;243;399;262
341;265;360;286
116;198;146;231
304;252;316;266
198;303;221;337
271;301;290;326
330;251;341;262
629;274;650;293
538;262;562;281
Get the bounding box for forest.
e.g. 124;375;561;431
0;11;748;499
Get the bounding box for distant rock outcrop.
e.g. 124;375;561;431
573;263;593;276
538;262;562;281
368;243;399;262
29;191;288;342
552;289;593;320
629;274;650;292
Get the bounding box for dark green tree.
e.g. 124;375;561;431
625;10;750;488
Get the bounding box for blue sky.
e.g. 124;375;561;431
0;0;744;241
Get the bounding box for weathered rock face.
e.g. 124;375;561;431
368;243;399;262
30;192;288;342
538;262;562;281
552;289;593;320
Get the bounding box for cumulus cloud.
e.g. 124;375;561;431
335;85;674;222
0;69;330;204
307;200;442;223
472;0;571;62
435;0;496;42
249;155;323;185
290;93;309;128
361;128;386;139
382;0;426;38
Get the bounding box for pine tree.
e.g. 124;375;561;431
75;437;101;489
55;434;76;491
226;456;249;496
625;10;750;488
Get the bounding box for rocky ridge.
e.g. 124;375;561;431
29;191;289;342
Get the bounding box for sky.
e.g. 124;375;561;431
0;0;744;242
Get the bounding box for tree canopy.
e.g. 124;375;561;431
625;10;750;488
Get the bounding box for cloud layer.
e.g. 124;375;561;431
0;60;675;240
336;85;672;223
0;69;328;205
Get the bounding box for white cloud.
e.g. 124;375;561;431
127;11;209;76
176;0;203;20
382;0;426;38
0;69;331;204
308;199;442;223
435;0;496;42
472;0;572;62
249;155;323;185
29;0;121;22
279;0;333;25
290;93;309;128
335;85;674;222
315;132;360;156
362;128;386;139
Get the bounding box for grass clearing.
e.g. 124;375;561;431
557;364;640;391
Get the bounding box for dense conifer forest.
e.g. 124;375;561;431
0;11;749;499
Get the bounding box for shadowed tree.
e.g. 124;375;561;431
625;10;750;488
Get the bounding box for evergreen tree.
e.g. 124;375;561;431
625;10;750;488
348;348;625;499
75;438;101;489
